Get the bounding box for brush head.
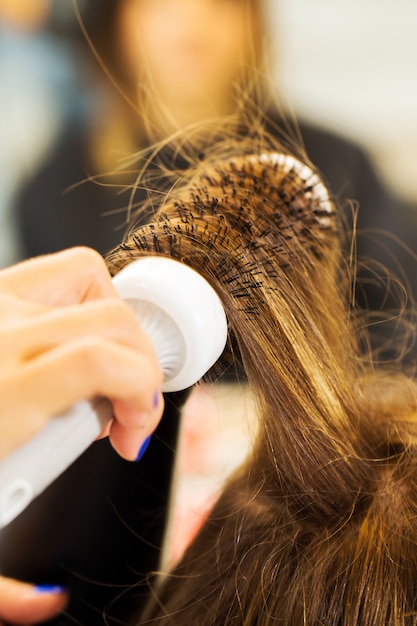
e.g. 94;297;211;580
106;150;337;380
0;257;227;528
112;256;228;392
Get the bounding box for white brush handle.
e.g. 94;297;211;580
0;257;227;528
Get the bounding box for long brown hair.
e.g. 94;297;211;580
106;139;417;625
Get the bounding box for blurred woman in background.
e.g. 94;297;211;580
15;1;417;303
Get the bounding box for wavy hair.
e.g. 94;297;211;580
105;136;417;625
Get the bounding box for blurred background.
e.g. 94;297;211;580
1;0;416;267
1;0;416;562
273;0;417;205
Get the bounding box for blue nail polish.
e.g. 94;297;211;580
35;584;66;594
136;435;152;462
153;390;160;408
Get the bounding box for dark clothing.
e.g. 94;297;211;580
14;120;413;248
0;390;191;626
11;117;417;623
16;117;417;304
17;123;128;258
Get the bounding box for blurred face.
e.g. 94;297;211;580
117;0;253;112
0;0;51;30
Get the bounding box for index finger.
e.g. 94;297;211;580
0;576;68;623
0;248;118;307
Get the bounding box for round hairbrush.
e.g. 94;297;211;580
0;257;227;528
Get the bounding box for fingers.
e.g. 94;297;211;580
0;248;117;307
24;337;162;416
0;577;68;624
0;337;163;460
110;391;164;460
0;247;166;463
3;298;156;364
0;294;47;321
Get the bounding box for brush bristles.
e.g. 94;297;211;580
107;151;338;274
106;151;339;383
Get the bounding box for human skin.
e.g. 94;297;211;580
0;578;68;625
0;246;164;622
0;0;51;30
116;0;253;125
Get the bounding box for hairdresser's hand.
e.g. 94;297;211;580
0;577;68;625
0;247;164;462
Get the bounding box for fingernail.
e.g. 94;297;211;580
153;390;161;408
136;435;152;462
34;584;67;594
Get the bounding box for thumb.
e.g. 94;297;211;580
0;577;68;624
